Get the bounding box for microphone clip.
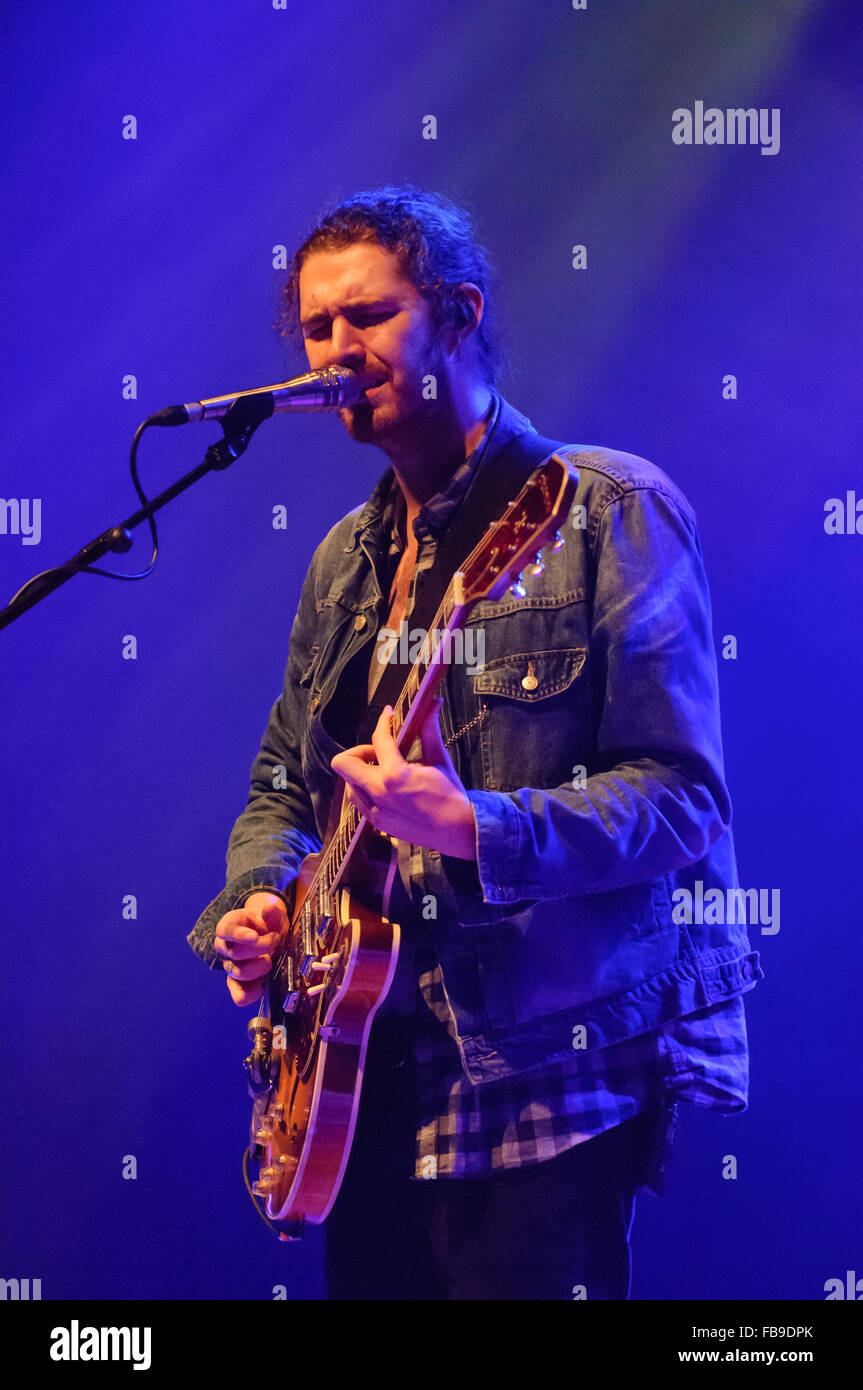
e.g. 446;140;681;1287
205;390;275;471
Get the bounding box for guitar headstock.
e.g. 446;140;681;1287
458;454;578;605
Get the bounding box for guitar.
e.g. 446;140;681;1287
242;453;577;1239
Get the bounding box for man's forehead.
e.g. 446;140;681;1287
298;241;414;308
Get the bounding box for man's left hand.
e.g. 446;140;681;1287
330;698;477;861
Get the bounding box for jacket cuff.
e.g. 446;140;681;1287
187;868;297;971
467;789;525;904
416;793;537;926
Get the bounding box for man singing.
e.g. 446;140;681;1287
187;184;763;1300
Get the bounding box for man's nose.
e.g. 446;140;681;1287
327;314;365;364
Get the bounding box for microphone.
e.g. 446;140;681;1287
149;366;364;426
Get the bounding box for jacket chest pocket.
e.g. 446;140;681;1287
302;598;375;705
471;647;589;792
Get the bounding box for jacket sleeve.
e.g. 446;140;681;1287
186;549;324;969
461;484;733;904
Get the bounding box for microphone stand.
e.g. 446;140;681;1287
0;391;275;632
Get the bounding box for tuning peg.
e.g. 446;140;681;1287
524;551;545;577
509;573;526;598
549;531;565;552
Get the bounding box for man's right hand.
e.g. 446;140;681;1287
213;892;289;1006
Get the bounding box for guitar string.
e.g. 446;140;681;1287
267;566;461;1004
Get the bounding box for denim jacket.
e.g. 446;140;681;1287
188;397;763;1086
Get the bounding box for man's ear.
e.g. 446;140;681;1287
454;282;484;336
443;282;484;355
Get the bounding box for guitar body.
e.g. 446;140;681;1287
245;789;403;1235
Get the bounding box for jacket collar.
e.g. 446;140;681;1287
343;392;537;553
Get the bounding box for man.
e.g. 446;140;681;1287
188;184;763;1300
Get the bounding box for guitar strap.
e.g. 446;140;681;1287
352;426;565;748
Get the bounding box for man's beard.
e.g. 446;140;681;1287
339;338;449;446
341;397;377;441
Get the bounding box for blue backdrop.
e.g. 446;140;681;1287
1;0;860;1301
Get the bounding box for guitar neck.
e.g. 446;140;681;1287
325;573;472;899
385;571;473;747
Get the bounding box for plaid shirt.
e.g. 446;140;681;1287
366;394;750;1185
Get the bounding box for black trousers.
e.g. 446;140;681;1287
324;1017;676;1300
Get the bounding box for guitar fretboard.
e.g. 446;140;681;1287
294;568;463;958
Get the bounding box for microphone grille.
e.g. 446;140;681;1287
323;365;362;405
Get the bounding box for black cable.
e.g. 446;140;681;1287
83;418;159;578
4;419;159;610
241;1145;305;1242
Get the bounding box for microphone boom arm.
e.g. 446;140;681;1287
0;388;296;633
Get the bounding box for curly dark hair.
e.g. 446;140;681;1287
275;183;501;386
